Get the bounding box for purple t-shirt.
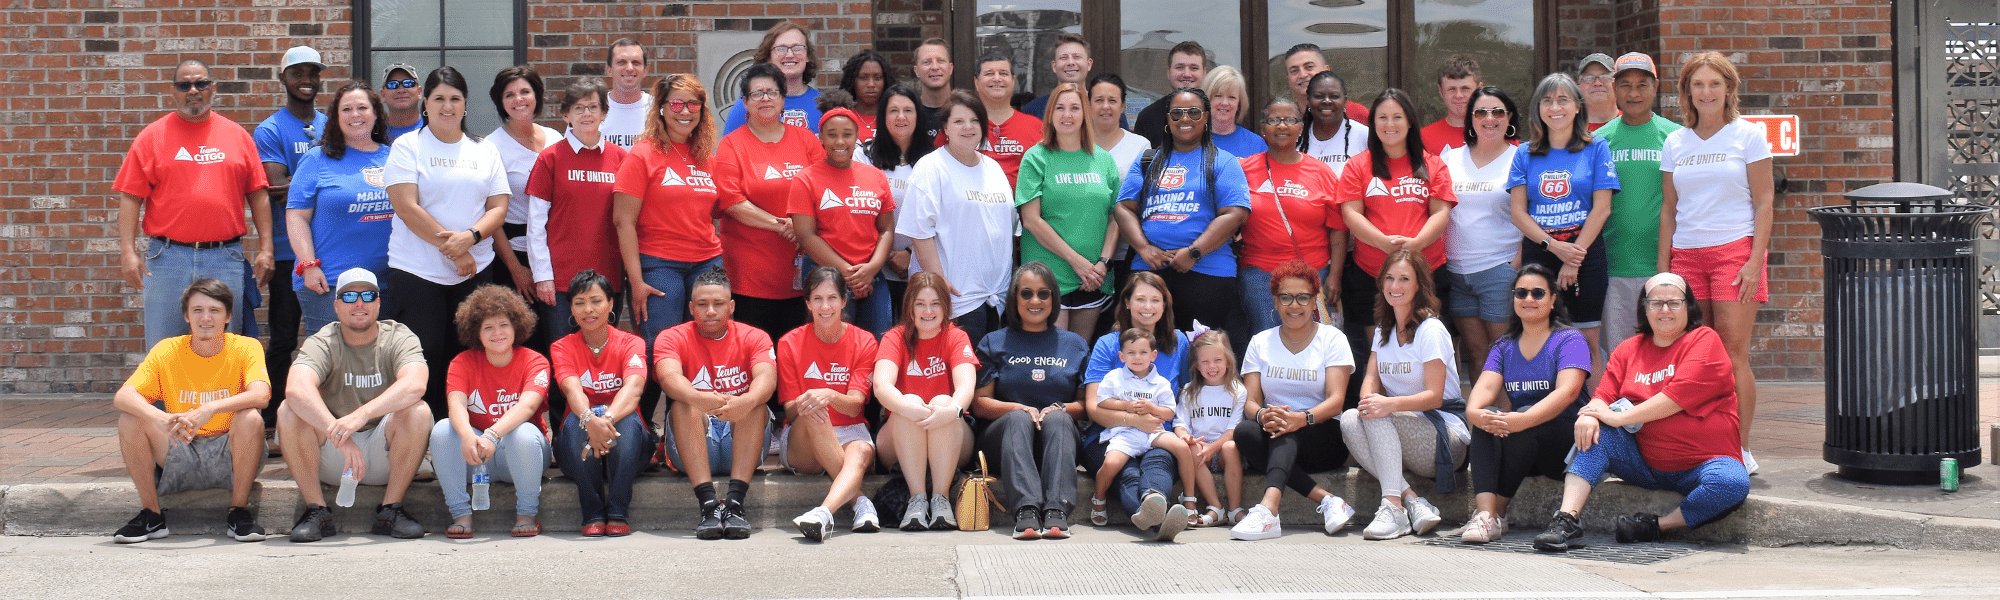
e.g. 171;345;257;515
1483;327;1591;418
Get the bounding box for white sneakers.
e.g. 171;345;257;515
1460;510;1506;544
1229;504;1282;540
1316;495;1355;534
794;506;835;542
852;496;881;533
928;493;956;530
900;495;930;531
1362;503;1412;540
1405;496;1442;535
1741;448;1761;475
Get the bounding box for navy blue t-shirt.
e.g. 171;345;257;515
1482;327;1592;419
975;326;1091;418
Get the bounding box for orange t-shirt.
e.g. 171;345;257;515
713;125;826;299
612;139;723;263
123;334;270;436
1239;154;1345;272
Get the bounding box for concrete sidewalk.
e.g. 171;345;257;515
3;383;1995;551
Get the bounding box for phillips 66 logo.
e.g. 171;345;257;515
1539;170;1571;200
1158;165;1187;189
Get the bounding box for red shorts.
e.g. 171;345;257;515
1670;236;1767;303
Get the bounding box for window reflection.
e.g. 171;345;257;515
975;0;1084;98
1122;0;1240;119
1416;0;1537;125
1267;0;1387;108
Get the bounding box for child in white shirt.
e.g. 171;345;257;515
1089;329;1199;526
1178;330;1246;526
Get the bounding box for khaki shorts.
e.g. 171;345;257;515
156;433;237;496
779;422;874;473
297;426;394;486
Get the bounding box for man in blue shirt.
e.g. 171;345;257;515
380;62;425;143
253;45;327;422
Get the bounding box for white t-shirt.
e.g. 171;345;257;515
1370;317;1462;401
384;128;510;285
1179;383;1245;443
895;150;1017;317
1242;323;1355;411
1305;119;1370;175
600;91;653;150
1441;144;1523;274
882;162;915;283
1099;130;1149;259
1097;365;1179;438
1660;118;1772;249
489;123;562;250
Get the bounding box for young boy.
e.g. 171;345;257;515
1090;328;1202;526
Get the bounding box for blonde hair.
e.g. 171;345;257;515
1200;65;1249;124
1677;51;1742;129
1180;329;1242;401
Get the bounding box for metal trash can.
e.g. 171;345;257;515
1809;182;1990;484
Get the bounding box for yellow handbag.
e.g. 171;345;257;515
952;452;1004;531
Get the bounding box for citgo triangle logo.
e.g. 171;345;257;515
906;361;924;377
802;362;824;381
466;391;489;414
174;147;194;161
690;367;713;391
818;189;844;210
659;168;686;187
1365;178;1391;198
765;165;785;180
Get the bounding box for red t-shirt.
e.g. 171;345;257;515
1420;119;1466;154
1592;326;1742;472
527;139;628;291
1335;150;1458;277
612;139;723;263
1345;101;1371;126
982;112;1043;187
853;113;879;145
446;347;552;433
786;162;897;268
714;125;826;299
549;327;649;409
653;320;776;397
1239;153;1345;272
875;325;978;403
112;113;271;242
776;323;879;426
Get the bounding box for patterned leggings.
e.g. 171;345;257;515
1567;426;1750;529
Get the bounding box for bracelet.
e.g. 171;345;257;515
480;431;500;445
293;259;322;276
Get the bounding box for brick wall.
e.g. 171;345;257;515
524;0;874;103
869;0;947;82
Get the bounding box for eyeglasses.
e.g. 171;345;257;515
302;124;317;140
1017;288;1053;301
1276;293;1314;306
384;78;419;90
1540;95;1576;106
1646;299;1687;311
569;103;604;114
1512;287;1549;300
1579;74;1614;85
173;79;215;92
1261;117;1302;126
665;99;699;113
746;90;783;101
339;290;380;303
771;44;809;56
1472;108;1510;119
1167;107;1205;121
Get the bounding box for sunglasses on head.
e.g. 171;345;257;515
1512;287;1549;300
339;290;379;303
384;78;419;90
1017;288;1053;301
173;79;215;93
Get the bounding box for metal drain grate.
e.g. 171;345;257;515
1416;533;1709;565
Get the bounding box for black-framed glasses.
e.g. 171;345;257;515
1511;287;1549;300
173;79;215;93
384;78;418;90
1276;293;1314;306
339;290;379;303
771;44;808;56
1645;299;1687;311
1472;108;1510;119
1017;288;1053;301
746;90;783;101
1167;107;1205;121
1262;117;1302;126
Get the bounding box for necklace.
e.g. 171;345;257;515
584;330;610;354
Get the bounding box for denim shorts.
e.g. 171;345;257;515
1441;262;1517;323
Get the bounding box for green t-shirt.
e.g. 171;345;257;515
1014;145;1122;295
1595;114;1683;277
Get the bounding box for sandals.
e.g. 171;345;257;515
511;520;541;537
1181;497;1205;527
1089;496;1109;527
445;522;473;539
1193;505;1225;528
1228;507;1248;526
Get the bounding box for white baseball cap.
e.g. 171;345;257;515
335;268;379;292
281;46;326;71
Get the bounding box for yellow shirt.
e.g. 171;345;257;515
124;334;270;436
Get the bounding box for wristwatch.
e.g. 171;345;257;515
1304;409;1316;427
1540;237;1553;250
467;228;484;243
1187;245;1204;261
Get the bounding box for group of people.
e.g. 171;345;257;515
109;25;1770;549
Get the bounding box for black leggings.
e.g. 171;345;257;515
1155;268;1236;333
1232;417;1348;497
1469;413;1574;498
384;264;499;416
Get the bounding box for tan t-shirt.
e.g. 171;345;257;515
294;320;425;431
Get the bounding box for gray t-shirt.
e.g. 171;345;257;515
294;320;426;431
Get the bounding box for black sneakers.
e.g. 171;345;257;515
290;504;335;542
1040;507;1070;540
372;503;426;539
1533;510;1587;552
695;501;726;540
721;500;752;540
112;508;168;544
1615;512;1663;543
226;506;266;542
1012;506;1042;540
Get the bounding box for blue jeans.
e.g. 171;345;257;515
1081;439;1176;514
1239;263;1331;335
663;407;772;477
554;412;648;524
1568;427;1750;529
805;260;894;336
428;420;553;519
298;286;336;335
637;254;722;346
141;240;249;347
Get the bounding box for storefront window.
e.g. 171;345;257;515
1416;0;1537;124
1121;0;1241;118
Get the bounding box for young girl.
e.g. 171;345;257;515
1178;329;1246;527
1089;328;1197;532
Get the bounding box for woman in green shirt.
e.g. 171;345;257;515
1015;82;1124;337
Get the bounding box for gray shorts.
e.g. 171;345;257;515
156;434;236;496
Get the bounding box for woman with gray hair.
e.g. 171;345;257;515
971;261;1092;539
1507;73;1620;376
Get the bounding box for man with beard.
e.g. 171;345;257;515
253;46;328;420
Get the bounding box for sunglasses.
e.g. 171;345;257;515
1512;287;1549;300
339;290;380;303
173;79;215;93
384;78;419;90
1472;108;1510;119
1017;288;1053;301
665;99;699;113
1167;107;1205;121
1276;293;1314;306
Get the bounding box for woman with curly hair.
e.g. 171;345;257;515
429;285;552;538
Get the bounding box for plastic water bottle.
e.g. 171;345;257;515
591;405;608;419
336;468;358;507
470;463;491;511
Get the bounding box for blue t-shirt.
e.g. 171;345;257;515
1210;126;1268;160
1117;147;1252;277
975;326;1091;417
721;87;823;135
286;145;395;292
1505;136;1619;243
1482;327;1591;419
254;109;328;262
387;118;425;146
1082;329;1190;390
